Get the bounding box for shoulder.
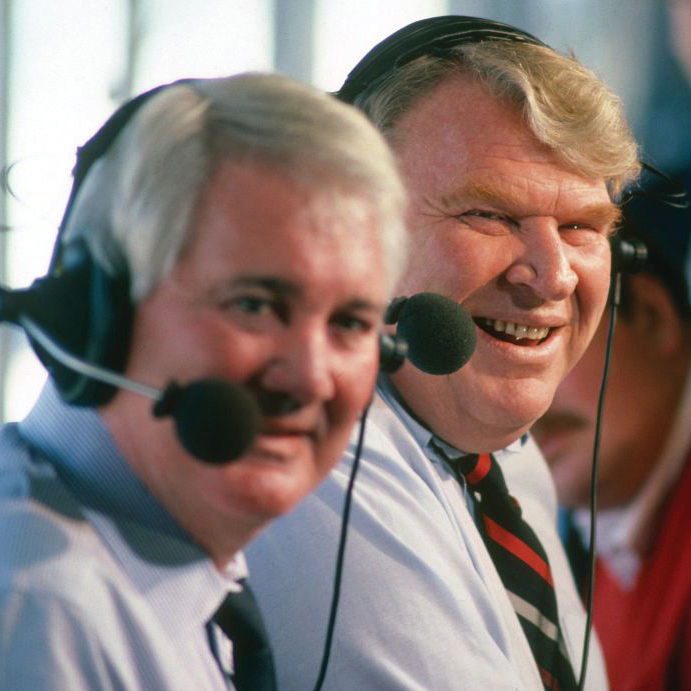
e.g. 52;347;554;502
0;429;121;625
0;477;131;689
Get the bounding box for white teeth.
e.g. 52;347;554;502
484;318;549;341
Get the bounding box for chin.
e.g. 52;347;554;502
227;465;315;522
480;376;556;424
482;402;547;438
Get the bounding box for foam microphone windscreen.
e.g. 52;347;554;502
155;378;260;464
396;292;477;375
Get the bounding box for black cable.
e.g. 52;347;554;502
577;271;620;689
311;402;371;691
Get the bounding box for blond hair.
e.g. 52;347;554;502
355;40;640;199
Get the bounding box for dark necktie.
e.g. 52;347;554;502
208;582;277;691
434;442;578;691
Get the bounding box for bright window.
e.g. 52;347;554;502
2;0;272;421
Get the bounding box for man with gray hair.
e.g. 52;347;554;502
0;72;407;689
247;16;640;690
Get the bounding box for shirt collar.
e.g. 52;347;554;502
376;374;527;462
20;381;243;626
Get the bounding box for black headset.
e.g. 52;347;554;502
7;81;192;409
336;15;546;103
17;16;651;416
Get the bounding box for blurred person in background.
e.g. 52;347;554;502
533;170;691;690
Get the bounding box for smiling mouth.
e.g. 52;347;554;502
259;428;313;441
475;318;551;346
251;429;313;461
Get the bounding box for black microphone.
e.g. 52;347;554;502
152;378;259;464
20;316;259;464
383;292;477;375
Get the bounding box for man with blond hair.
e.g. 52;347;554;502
248;16;640;690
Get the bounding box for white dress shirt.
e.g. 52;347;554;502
246;379;608;690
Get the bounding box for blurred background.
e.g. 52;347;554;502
0;0;689;422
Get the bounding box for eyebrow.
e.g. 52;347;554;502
439;180;622;227
228;275;386;312
230;275;301;296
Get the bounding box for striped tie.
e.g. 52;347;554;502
441;446;578;690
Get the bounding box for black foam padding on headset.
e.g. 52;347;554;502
336;15;547;104
25;241;133;406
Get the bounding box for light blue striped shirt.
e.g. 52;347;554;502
0;382;244;690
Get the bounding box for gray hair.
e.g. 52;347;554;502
62;72;408;299
353;40;640;199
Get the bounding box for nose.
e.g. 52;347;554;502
261;324;336;405
504;218;578;302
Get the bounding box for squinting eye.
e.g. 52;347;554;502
333;314;373;334
463;210;503;220
560;222;604;235
458;209;516;227
456;209;516;235
233;296;272;315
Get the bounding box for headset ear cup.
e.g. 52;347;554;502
26;242;133;406
611;236;648;274
79;249;133;406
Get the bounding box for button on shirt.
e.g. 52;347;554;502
246;376;608;690
0;382;245;690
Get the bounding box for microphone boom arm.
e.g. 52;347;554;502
20;317;160;402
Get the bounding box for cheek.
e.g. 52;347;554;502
398;227;498;298
329;347;380;425
576;245;611;315
134;312;272;386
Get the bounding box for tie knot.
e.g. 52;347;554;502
213;586;268;655
429;439;515;508
455;452;492;488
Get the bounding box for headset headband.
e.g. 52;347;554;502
52;79;196;270
337;15;547;103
